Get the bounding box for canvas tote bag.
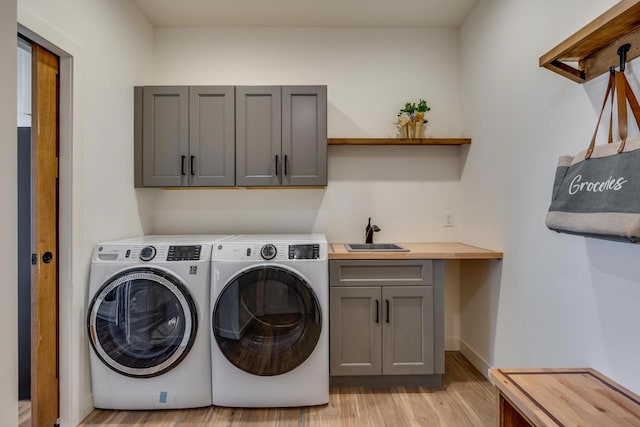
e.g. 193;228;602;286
546;70;640;243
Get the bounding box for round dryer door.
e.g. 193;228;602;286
212;266;322;376
87;267;197;378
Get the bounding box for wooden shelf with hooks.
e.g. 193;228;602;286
540;0;640;83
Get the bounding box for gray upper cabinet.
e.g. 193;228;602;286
236;85;327;187
135;85;235;187
135;84;326;188
189;86;235;187
282;86;327;186
141;86;189;187
235;86;282;187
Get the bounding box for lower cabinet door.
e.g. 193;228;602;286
330;287;382;376
382;286;434;375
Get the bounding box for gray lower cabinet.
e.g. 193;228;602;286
330;286;382;376
329;260;442;380
135;86;235;187
382;285;434;375
236;85;327;187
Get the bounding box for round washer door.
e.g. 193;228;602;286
212;266;322;376
87;267;197;378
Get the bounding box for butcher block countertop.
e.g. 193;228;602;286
328;242;503;260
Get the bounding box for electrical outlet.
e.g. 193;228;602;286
444;211;454;227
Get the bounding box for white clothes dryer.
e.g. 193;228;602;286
87;235;229;410
210;234;329;407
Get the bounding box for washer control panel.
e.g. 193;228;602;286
167;245;202;261
139;245;156;262
260;244;277;260
95;243;212;263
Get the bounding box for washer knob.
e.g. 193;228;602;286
260;244;277;260
139;245;156;262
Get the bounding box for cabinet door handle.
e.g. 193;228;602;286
375;299;379;324
385;299;390;323
181;155;186;176
284;154;288;175
190;155;195;176
275;155;279;176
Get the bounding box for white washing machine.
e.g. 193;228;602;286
87;235;229;409
210;234;329;407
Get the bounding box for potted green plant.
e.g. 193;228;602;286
396;98;430;138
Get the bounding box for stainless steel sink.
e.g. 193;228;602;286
345;243;409;252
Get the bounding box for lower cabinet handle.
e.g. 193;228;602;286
375;299;379;324
275;155;279;176
284;154;288;175
190;155;195;176
181;155;186;176
386;299;390;323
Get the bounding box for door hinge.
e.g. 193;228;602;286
31;253;37;265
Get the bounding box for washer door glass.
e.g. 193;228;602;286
213;266;322;376
87;267;197;378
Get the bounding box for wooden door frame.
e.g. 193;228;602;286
18;25;73;427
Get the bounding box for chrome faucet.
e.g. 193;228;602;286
365;217;380;244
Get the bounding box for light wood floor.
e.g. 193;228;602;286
19;400;31;427
79;352;495;426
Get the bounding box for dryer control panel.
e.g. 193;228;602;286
213;241;327;261
288;244;320;259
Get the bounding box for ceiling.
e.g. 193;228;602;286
131;0;479;28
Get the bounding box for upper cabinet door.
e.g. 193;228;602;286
282;86;327;186
189;86;235;187
236;86;282;187
142;86;189;187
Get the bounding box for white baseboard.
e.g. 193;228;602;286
445;337;460;351
459;339;491;380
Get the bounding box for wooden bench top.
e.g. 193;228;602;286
489;368;640;426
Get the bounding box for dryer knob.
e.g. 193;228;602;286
140;245;157;262
260;244;277;260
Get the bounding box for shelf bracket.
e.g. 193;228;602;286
540;0;640;83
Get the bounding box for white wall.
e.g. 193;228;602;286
151;27;466;244
17;0;155;424
1;1;18;426
460;0;640;393
151;27;466;349
17;42;31;127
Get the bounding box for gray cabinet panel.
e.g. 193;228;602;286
134;87;143;188
282;86;327;186
330;287;382;376
142;86;188;187
329;259;440;381
236;86;281;187
330;260;433;287
382;286;434;375
189;86;235;187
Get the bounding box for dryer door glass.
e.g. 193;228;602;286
87;268;197;378
213;266;322;376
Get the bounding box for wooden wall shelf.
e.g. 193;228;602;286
328;138;471;146
540;0;640;83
